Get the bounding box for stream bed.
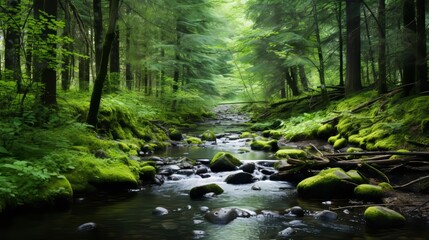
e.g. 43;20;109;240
1;105;428;240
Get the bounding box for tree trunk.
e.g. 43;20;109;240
125;23;133;90
61;2;72;91
78;56;90;91
402;0;416;95
108;28;120;92
415;0;427;92
345;0;362;96
298;65;309;91
378;0;387;94
4;0;22;92
285;68;300;96
363;8;377;84
40;0;58;106
87;0;120;127
337;0;344;86
312;0;328;101
280;77;286;98
93;0;103;75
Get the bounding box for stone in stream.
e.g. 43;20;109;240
195;166;208;175
189;183;224;199
278;227;294;238
77;222;97;232
152;207;169;216
209;152;242;172
284;206;304;217
204;208;254;224
225;172;255;184
239;162;256;173
315;210;337;221
364;206;406;228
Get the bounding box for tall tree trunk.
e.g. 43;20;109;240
4;0;22;92
78;56;90;91
402;0;416;95
363;8;377;84
285;68;300;96
312;0;328;101
108;28;120;92
378;0;387;94
93;0;103;75
337;0;344;86
87;0;120;127
280;77;286;98
125;24;133;90
40;0;58;106
415;0;427;92
345;0;362;96
298;65;309;91
61;1;72;91
172;19;182;110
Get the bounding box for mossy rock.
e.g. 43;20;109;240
210;152;242;172
117;142;130;152
22;177;73;209
140;165;156;182
364;206;406;228
250;122;272;131
373;135;403;150
333;138;347;150
348;135;365;146
317;124;335;139
354;184;384;201
250;140;278;152
189;183;224;199
169;128;183;141
389;149;409;159
240;132;256;138
347;170;367;184
296;168;357;199
201;130;216;141
275;149;307;159
328;134;340;145
185;136;203;145
378;182;393;190
268;130;284;139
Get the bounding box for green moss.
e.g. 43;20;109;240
117;142;130;152
378;182;394;190
250;139;278;152
240;132;256;138
346;147;363;153
189;183;224;199
23;177;73;208
317;123;335;139
268;130;284;139
373;135;404;150
275;149;307;159
70;146;90;153
297;168;356;198
354;184;384;201
201;130;216;141
209;152;242;172
420;118;429;133
333;138;347;149
140;165;156;182
185;136;203;144
328;134;340;145
348;135;365;146
261;130;271;137
250;122;272;131
347;170;367;184
389;149;409;160
364;206;406;228
169;128;183;141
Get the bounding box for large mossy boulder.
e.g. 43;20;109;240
333;138;347;150
140;165;156;182
354;184;384;201
250;139;278;152
185;136;203;145
296;168;357;199
364;206;406;228
201;130;217;141
275;149;307;159
189;183;224;199
168;128;183;141
209;152;242;172
317;124;335;139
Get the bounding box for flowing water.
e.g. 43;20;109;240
1;105;428;240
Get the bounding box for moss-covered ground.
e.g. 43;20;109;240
0;90;212;214
250;90;429;152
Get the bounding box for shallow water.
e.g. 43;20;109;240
1;105;428;240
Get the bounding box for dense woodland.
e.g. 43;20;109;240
0;0;428;218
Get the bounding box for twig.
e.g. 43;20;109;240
324;151;429;157
331;203;418;211
394;175;429;189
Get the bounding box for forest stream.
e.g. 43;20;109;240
1;105;428;240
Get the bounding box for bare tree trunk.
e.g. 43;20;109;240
93;0;103;75
345;0;362;96
415;0;427;92
298;65;309;91
378;0;387;94
125;20;133;90
285;68;300;96
402;0;416;96
4;0;22;92
312;0;328;101
87;0;120;127
337;0;344;86
61;1;72;91
363;8;377;84
108;28;120;92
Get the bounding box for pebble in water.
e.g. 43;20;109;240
152;207;169;216
77;222;97;232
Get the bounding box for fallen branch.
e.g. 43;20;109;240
394;175;429;189
324;151;429;157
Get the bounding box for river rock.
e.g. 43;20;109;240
296;167;357;198
205;208;239;224
315;210;337;221
195;166;209;175
202;130;217;141
159;165;181;176
189;183;224;199
278;227;294;237
152;207;169;216
354;184;385;202
196;158;211;165
275;149;307;159
285;206;304;217
168;128;183;141
225;172;255;184
209;152;242;172
193;230;205;239
77;222;97;232
239;162;256;173
176;169;195;176
251;184;261;191
364;206;406;228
